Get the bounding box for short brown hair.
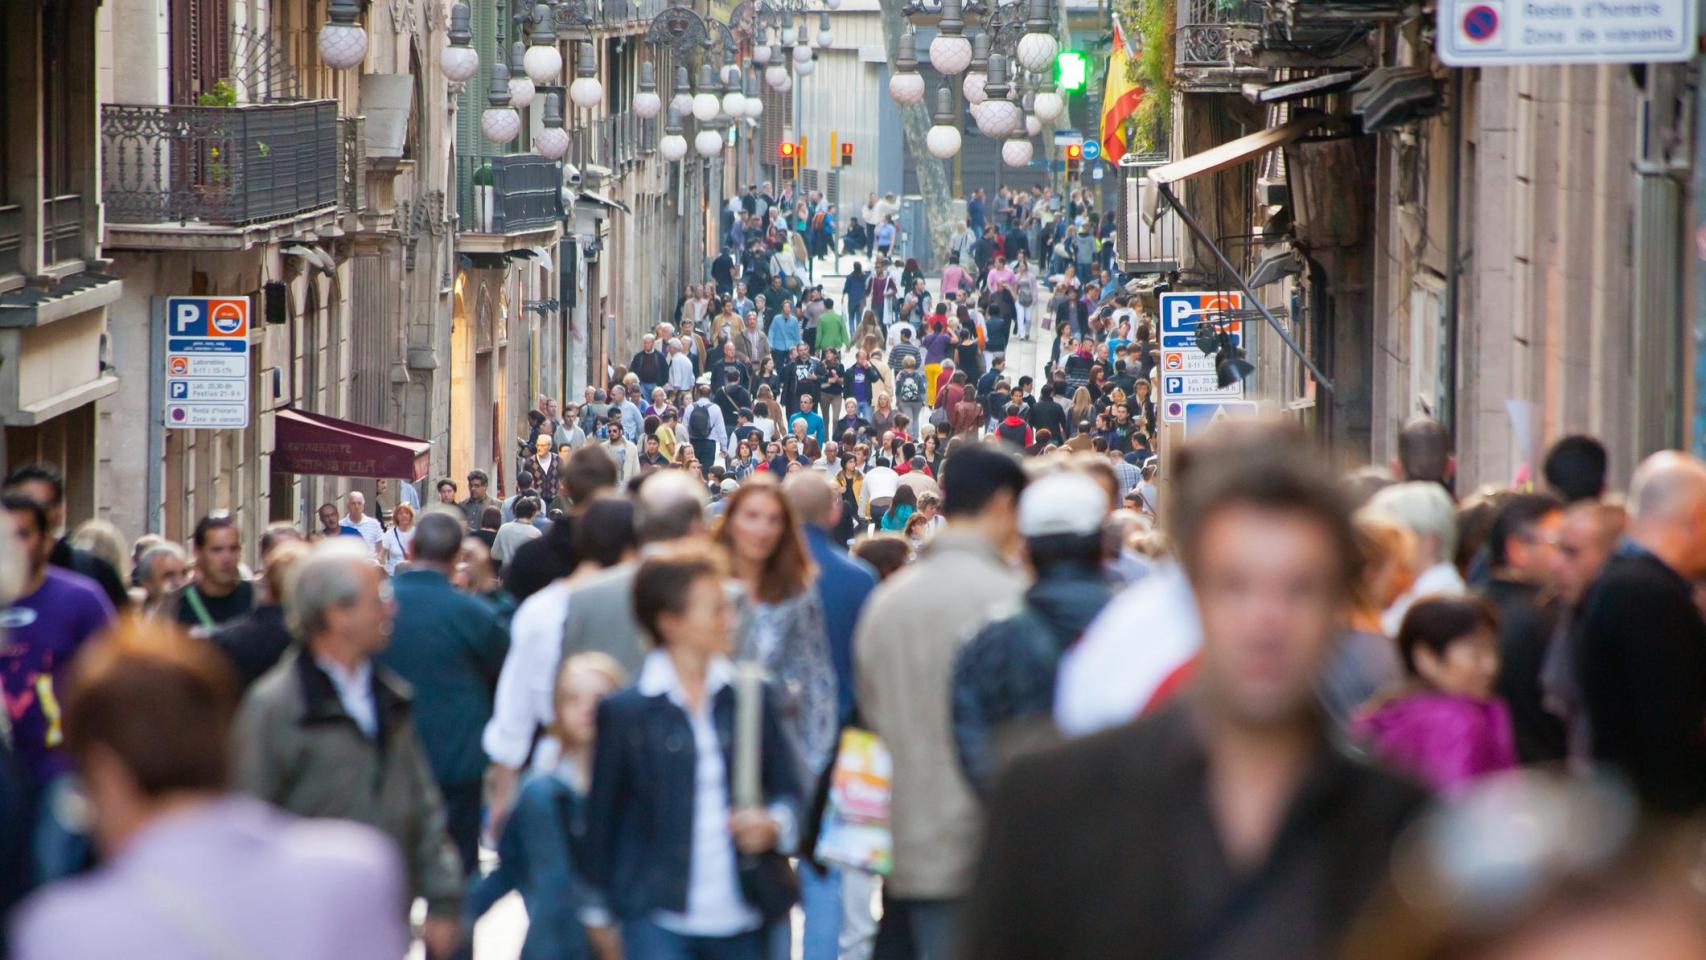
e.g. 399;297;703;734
1168;419;1361;590
564;445;620;503
632;545;729;646
65;616;239;797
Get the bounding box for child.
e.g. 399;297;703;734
465;653;626;959
1353;596;1517;792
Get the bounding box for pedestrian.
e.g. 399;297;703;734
1317;515;1414;725
8;619;408;960
502;447;619;601
1365;481;1466;633
687;384;728;475
133;541;187;615
464;653;625;959
1541;434;1608;503
236;538;465;958
459;470;495;530
1538;497;1626;762
4;463;129;610
1480;492;1567;763
1353;595;1516;792
377;502;416;574
175;516;255;633
950;471;1113;797
212;539;307;693
492;496;545;569
584;546;803;959
1576;451;1706;814
854;445;1029;960
961;422;1428;960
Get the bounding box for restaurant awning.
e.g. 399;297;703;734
272;408;433;480
1141;116;1327;225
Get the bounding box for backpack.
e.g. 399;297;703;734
897;373;923;403
688;402;712;440
1017;280;1035;306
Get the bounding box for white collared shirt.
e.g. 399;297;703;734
483;578;574;770
637;651;763;938
1382;561;1468;636
314;653;377;738
340;514;383;547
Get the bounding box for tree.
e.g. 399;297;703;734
877;1;955;272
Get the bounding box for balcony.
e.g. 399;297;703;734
100;100;341;250
568;111;653;171
562;0;670;30
457;154;565;253
1175;0;1265;89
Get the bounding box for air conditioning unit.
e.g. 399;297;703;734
1117;156;1180;275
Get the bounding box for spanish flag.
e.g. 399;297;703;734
1100;18;1144;160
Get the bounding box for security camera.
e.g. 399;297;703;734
562;163;583;187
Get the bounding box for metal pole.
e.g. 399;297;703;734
1157;182;1336;394
147;296;166;534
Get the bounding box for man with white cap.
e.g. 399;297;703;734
949;470;1115;797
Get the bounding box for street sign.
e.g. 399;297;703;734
1437;0;1694;64
1183;400;1260;438
1158;291;1242;349
164;296;250;430
1080;139;1101;161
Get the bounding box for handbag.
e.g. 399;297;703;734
811;728;894;876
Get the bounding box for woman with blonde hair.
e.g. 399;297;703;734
1320;515;1419;725
376;503;416;574
71;519;129;586
1069;386;1095;435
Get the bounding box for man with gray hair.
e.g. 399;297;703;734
667;336;696;393
1363;480;1464;634
237;538;465;957
135;541;188;613
1577;450;1706;813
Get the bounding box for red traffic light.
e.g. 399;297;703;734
841;142;853;157
779;142;798;159
1065;143;1083;160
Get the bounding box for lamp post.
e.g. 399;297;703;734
442;1;481;83
318;0;369;70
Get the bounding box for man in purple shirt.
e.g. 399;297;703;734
1;494;115;785
9;618;407;960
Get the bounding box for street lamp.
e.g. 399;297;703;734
691;64;721;123
795;51;816;76
318;0;369;70
976;54;1023;137
928;0;972;75
482;57;521;144
1001;127;1033;167
523;3;562;85
660;105;689;161
508;41;536;108
671;66;695;117
536;93;570;159
568;40;605;108
926;86;962;159
753;26;774;64
1015;0;1058;73
1031;73;1064;122
634;61;663;118
889;31;925;104
962;32;990;105
442;2;481;83
816;11;834;47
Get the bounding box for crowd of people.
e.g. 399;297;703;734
4;183;1706;960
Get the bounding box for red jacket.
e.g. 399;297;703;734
996;415;1033;449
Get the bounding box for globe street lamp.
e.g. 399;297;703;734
442;2;481;83
889;30;925;105
660;105;689;161
926;86;962;159
928;0;972;75
568;40;604;108
633;61;663;118
318;0;369;70
482;56;521;145
536;92;570;159
1015;0;1058;73
523;3;562;85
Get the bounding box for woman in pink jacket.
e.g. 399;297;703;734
1354;596;1518;792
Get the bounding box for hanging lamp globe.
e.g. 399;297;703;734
765;63;789;88
927;0;971;75
691;64;721;122
318;0;368;70
671;65;695;115
1001;131;1033;167
507;42;535;108
536;93;570;159
481;58;521;144
633;62;662;118
695;128;725;157
889;31;925;104
441;2;481;82
523;4;562;84
659;106;689;161
1015;0;1059;73
568;40;604;108
925;86;961;159
1032;84;1064;122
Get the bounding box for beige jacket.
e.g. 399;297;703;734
854;528;1027;898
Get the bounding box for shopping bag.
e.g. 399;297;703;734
813;728;893;875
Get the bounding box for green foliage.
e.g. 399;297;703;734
196;79;240;108
1121;0;1174;153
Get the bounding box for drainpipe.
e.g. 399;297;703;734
1444;68;1464;443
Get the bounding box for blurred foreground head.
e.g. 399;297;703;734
65;617;238;854
1344;772;1706;960
1168;418;1359;727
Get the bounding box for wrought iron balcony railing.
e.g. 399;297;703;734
101;100;341;226
0;204;25;280
461;154;564;234
1175;0;1263;69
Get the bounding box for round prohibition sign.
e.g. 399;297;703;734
1462;4;1499;41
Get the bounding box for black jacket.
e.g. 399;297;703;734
1027;398;1067;441
585;679;802;922
1485;578;1566;763
502;518;578;601
50;538;128;611
212;604;295;693
1577;544;1706;813
962;706;1428;960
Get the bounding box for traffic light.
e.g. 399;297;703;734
779;141;799;180
1064;142;1083;178
840;141;854;167
1056;51;1088;92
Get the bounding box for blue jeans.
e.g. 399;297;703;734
623;918;768;960
799;864;843;960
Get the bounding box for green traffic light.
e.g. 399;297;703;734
1056;51;1087;92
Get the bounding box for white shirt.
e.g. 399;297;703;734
482;578;575;770
377;526;414;575
668;352;697;392
340;514;383;547
638;652;764;938
491;520;543;566
314;654;377;738
1054;563;1201;737
1382;561;1468;636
